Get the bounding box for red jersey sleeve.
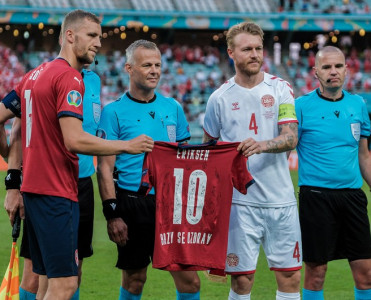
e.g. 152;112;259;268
232;154;254;195
55;70;84;119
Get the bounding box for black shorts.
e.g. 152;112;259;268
115;187;156;270
20;176;95;260
77;176;94;259
299;186;371;263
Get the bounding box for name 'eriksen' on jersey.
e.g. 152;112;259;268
176;149;210;161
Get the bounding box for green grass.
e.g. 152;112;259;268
0;171;370;299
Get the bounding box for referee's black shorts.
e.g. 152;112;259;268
299;186;371;263
20;176;95;260
115;187;156;270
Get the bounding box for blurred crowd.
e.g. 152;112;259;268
1;41;370;134
278;0;370;14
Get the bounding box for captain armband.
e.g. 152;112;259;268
5;169;22;190
102;198;120;221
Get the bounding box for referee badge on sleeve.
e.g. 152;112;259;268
351;123;360;141
167;125;176;142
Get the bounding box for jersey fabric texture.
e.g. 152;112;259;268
139;141;254;271
13;58;84;202
295;89;371;189
203;73;297;207
97;92;190;193
77;69;101;178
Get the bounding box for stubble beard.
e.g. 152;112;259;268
238;60;263;76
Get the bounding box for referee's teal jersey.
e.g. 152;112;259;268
77;69;101;178
295;89;370;189
97;92;190;194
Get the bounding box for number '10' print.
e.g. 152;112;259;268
173;168;207;225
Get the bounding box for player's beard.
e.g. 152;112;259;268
74;36;94;65
237;59;263;76
77;53;93;65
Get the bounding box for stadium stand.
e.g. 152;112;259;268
29;0;71;8
173;0;218;12
235;0;272;13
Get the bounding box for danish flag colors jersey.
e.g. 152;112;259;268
203;73;297;207
15;58;84;202
140;141;254;271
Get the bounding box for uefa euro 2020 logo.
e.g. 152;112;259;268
67;90;82;107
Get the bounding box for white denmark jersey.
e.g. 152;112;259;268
203;73;297;207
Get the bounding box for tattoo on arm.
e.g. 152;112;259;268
266;123;298;153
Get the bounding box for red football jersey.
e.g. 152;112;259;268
16;58;84;202
140;141;254;271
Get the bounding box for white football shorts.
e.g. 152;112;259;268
225;204;302;274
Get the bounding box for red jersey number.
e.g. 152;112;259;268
249;113;258;135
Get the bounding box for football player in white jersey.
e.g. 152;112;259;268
203;22;301;300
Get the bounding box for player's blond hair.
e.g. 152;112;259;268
226;22;264;49
60;9;100;40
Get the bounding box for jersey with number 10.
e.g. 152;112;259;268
15;58;84;202
140;141;254;271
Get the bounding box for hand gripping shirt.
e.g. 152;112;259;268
97;92;190;193
77;69;101;178
203;73;297;207
295;89;371;189
139;141;254;271
11;58;84;202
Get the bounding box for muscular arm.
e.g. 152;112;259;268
359;138;371;188
238;122;298;157
4;117;24;225
97;155;128;246
59;116;153;155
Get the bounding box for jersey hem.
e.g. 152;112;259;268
21;189;78;202
270;266;302;271
231;200;298;208
225;270;256;275
203;128;218;140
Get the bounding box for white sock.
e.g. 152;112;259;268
228;289;251;300
276;290;301;300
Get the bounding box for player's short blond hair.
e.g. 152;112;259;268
226;22;264;49
60;9;100;40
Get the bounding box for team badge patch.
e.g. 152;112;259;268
67;90;82;107
226;253;239;267
96;128;107;139
93;102;101;124
167;125;176;142
261;94;275;107
351;123;360;141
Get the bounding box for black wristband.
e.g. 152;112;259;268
102;198;120;221
5;169;22;190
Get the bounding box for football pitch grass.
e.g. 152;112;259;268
0;171;370;299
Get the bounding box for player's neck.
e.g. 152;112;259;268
129;88;155;103
58;50;84;72
234;71;264;89
319;87;343;101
